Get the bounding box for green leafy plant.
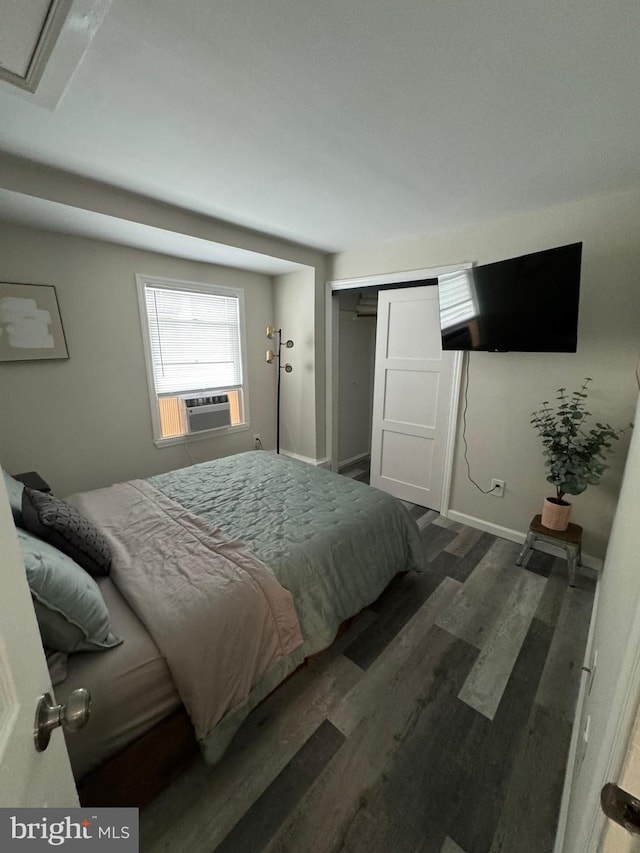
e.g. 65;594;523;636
531;378;630;503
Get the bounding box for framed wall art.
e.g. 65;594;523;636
0;282;69;362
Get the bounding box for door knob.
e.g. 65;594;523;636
34;688;91;753
601;782;640;835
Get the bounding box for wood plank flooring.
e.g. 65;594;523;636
140;466;595;853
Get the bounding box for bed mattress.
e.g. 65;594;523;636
150;452;424;655
55;576;181;781
60;452;424;778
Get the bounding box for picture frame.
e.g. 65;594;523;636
0;282;69;362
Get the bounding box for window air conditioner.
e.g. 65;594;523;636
184;394;231;434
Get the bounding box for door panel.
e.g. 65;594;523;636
381;431;435;491
0;473;78;807
387;297;442;359
371;286;455;510
383;369;439;427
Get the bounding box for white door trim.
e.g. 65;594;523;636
553;575;601;852
439;349;463;519
325;264;471;514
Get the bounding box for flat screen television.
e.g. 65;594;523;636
437;242;582;352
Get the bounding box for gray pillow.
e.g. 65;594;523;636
16;527;122;653
2;469;24;526
21;487;112;577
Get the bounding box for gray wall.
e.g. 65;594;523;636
0;221;276;496
328;188;640;558
273;267;317;460
0;153;329;465
4;181;639;558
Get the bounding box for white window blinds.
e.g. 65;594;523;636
437;269;477;330
144;284;243;397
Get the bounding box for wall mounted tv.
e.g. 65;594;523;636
437;242;582;352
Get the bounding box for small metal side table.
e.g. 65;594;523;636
517;514;583;587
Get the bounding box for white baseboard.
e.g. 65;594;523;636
277;449;331;469
338;452;370;470
446;509;603;576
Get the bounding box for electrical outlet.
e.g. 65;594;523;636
490;479;505;497
253;434;262;449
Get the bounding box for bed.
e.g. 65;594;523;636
22;452;425;804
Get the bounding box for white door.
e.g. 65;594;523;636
0;475;78;807
560;396;640;851
370;286;455;509
601;714;640;852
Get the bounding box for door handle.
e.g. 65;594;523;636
34;689;91;753
601;782;640;835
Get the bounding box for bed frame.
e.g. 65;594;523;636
77;708;198;808
75;578;407;809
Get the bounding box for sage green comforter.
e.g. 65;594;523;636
150;451;425;656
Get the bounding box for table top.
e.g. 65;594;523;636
530;513;582;544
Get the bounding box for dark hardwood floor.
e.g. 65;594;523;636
140;462;594;853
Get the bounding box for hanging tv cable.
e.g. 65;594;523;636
462;352;499;495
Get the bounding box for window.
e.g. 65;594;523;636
136;275;248;444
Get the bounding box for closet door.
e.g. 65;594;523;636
370;286;455;510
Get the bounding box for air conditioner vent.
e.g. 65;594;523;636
184;395;231;434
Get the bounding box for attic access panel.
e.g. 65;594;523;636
0;0;72;92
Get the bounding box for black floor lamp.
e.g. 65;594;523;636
266;326;293;454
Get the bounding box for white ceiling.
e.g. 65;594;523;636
1;0;640;253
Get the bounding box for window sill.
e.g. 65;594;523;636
153;423;250;449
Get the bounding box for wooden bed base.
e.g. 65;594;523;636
77;575;408;809
77;646;338;808
77;708;198;808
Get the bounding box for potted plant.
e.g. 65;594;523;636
530;378;631;530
